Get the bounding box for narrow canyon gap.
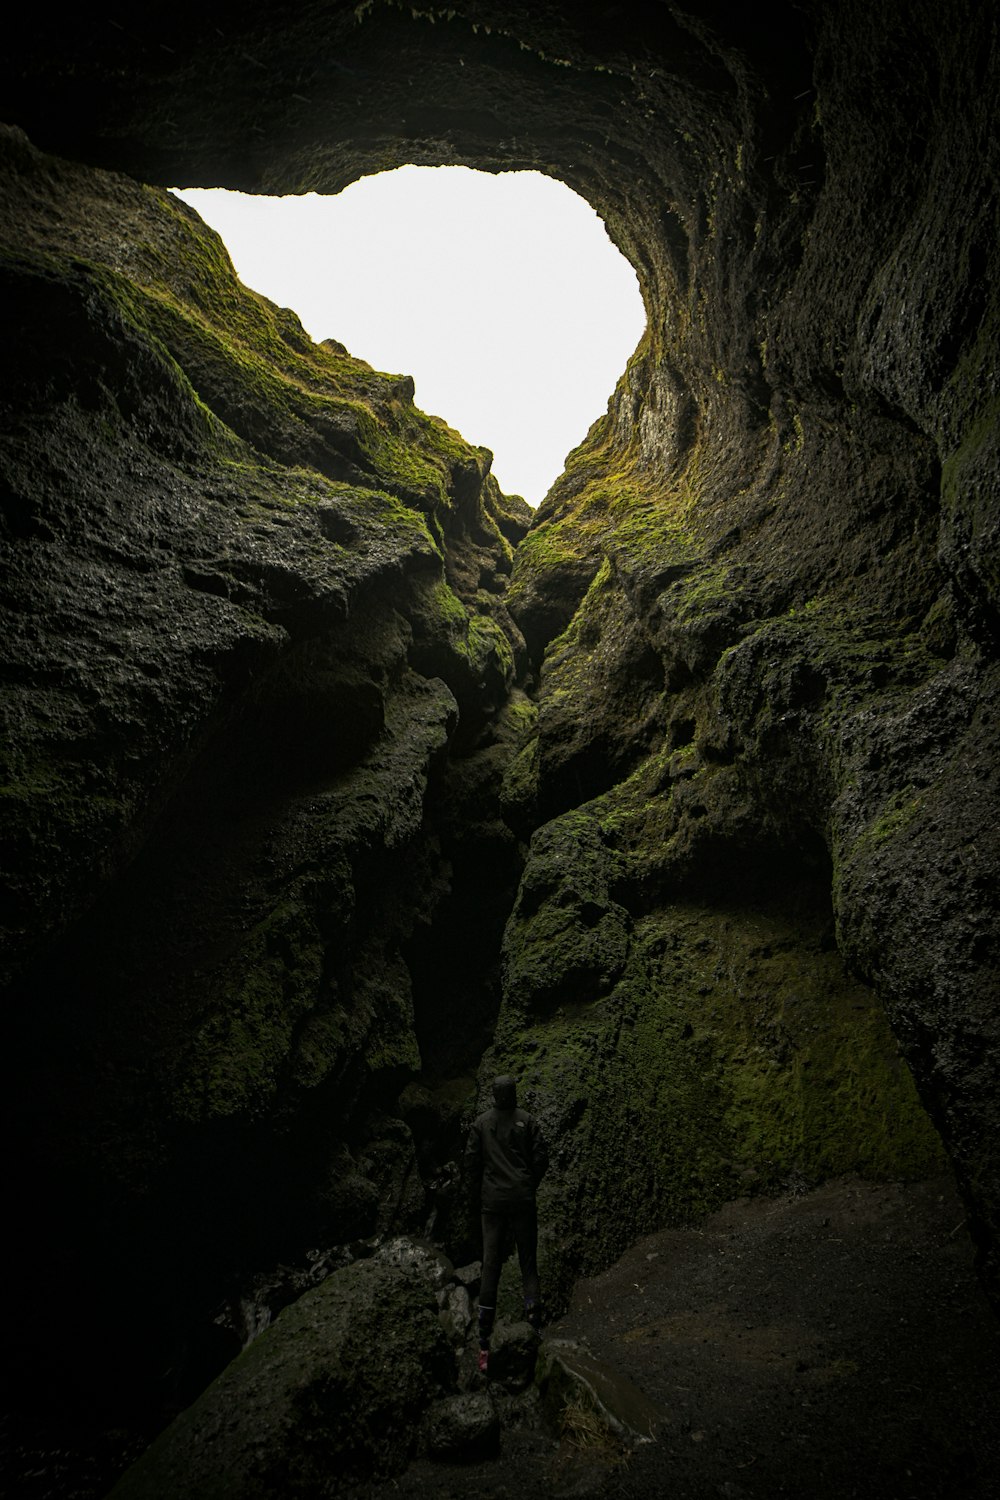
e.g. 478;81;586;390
1;0;997;1491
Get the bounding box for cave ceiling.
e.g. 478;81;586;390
3;1;812;328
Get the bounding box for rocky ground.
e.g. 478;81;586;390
4;1173;997;1499
352;1175;1000;1500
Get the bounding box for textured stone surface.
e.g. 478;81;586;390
423;1392;500;1461
1;4;998;1486
108;1256;454;1498
0;119;529;1405
482;1319;540;1393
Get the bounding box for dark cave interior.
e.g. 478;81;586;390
1;2;998;1495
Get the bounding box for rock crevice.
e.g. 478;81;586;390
1;1;998;1486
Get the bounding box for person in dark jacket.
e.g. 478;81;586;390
465;1074;549;1372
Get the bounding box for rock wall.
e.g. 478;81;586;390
2;0;998;1427
0;123;529;1396
492;0;1000;1306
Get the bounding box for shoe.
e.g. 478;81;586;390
478;1347;489;1376
525;1300;542;1333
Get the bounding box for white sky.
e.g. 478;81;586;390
174;167;646;506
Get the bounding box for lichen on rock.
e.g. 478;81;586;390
1;2;999;1491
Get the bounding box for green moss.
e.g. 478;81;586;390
424;577;470;631
863;787;924;848
783;411;805;453
507;404;665;614
786;597;823;618
488;796;944;1316
0;737;132;851
0;755;72;804
353;404;460;508
672;559;736;624
168;901;325;1123
23;185;501;533
583;740;697;866
502;692;538;739
359;960;423;1077
940;389;1000;604
496;692;541;826
108;1256;452;1498
709;912;944;1181
500;734;540;822
408;577;516;705
464;613;515;681
510;389;748;639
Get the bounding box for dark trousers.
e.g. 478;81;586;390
479;1202;540;1320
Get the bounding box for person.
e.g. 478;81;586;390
464;1074;549;1374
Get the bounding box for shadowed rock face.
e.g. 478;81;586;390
1;0;998;1453
107;1250;458;1498
0;123;531;1404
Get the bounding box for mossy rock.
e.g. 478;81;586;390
108;1257;455;1498
488;811;945;1314
501;812;632;1013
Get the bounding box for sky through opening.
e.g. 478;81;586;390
174;167;646;506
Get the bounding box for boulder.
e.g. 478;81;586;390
108;1257;455;1498
423;1392;500;1461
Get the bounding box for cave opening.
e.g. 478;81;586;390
174;165;647;507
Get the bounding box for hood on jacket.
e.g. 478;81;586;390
492;1075;517;1111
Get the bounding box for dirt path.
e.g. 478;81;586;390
364;1175;999;1499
